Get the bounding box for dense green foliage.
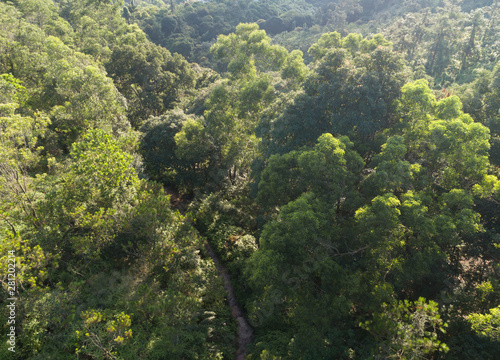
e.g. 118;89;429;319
1;1;500;360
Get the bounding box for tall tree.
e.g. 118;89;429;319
246;79;495;358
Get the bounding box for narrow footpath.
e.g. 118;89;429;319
165;186;254;359
204;241;254;360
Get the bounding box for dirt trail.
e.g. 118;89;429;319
165;186;253;359
204;241;254;360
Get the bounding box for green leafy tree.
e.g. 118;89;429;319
384;3;500;85
106;41;195;127
469;305;500;342
40;128;139;264
140;110;197;187
43;38;129;147
260;32;408;162
459;62;500;166
75;310;133;360
161;23;307;192
0;74;50;233
0;7;129;150
248;79;494;358
361;298;449;360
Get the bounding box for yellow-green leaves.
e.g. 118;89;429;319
174;118;212;163
0;74;50;236
0;234;57;292
430;117;490;188
396;79;436;124
361;297;449;359
44;39;128;145
281;50;308;84
0;108;50;169
473;174;500;198
360;33;392;53
397;80;491;189
0;74;26;111
258;134;363;212
211;23;290;80
76;309;133;359
355;194;402;236
45;129;140;259
362;136;418;195
0;74;50;166
469;305;500;342
309;32;392;62
69;129;139;205
434;95;463;120
308;31;342;61
4;32;129;147
297;134;348;199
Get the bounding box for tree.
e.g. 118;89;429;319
45;43;129;148
0;17;129;150
248;79;494;358
211;23;288;78
106;41;195;127
0;74;50;233
469;305;500;342
361;298;449;359
75;310;133;360
140;110;195;187
260;32;408;160
257;133;363;213
161;23;307;192
161;15;178;36
40;128;140;263
460;62;500;166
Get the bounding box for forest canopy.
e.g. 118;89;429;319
1;1;500;359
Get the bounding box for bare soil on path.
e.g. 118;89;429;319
204;241;254;360
165;186;254;359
